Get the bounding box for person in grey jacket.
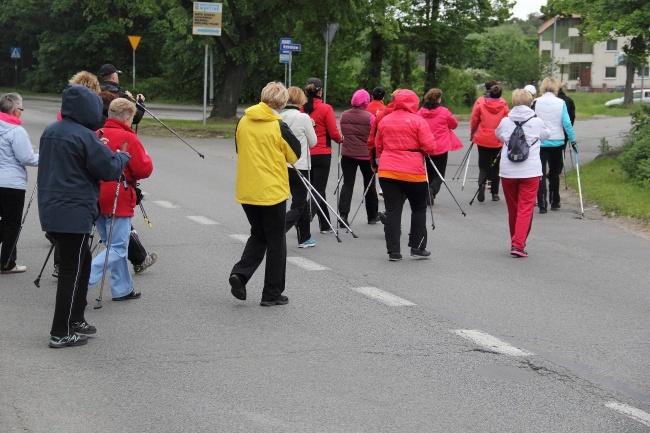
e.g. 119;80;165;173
0;93;38;274
38;84;131;348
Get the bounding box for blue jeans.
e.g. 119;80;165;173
88;215;133;298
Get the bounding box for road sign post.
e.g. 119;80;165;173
10;47;21;88
322;22;338;103
279;38;301;88
128;36;141;90
193;2;222;124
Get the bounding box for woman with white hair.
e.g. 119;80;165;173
229;82;301;306
533;77;576;213
0;92;38;274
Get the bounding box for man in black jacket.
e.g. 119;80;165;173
38;84;131;348
98;64;146;125
557;84;576;147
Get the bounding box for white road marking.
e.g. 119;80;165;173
454;330;533;356
186;215;218;225
605;402;650;427
351;287;416;307
287;256;330;271
229;234;249;243
153;200;179;209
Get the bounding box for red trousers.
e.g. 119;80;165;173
501;177;539;250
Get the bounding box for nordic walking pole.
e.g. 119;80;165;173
425;161;436;231
292;165;358;239
470;149;501;205
33;243;54;288
332;173;344;195
131;99;204;159
426;155;467;216
95;179;120;310
461;143;474;190
348;172;376;226
452;143;472;181
140;202;152;227
292;165;341;242
571;142;585;219
4;183;37;269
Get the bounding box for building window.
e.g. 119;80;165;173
605;67;617;78
569;63;581;80
606;40;617;51
639;66;649;77
569;36;593;54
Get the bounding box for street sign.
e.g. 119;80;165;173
279;37;292;53
322;22;339;45
10;48;21;60
281;43;301;52
279;53;291;64
192;2;222;36
128;36;142;51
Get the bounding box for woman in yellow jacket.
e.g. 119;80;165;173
229;82;301;306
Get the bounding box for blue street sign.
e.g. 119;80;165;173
279;37;292;54
281;43;301;52
10;47;21;60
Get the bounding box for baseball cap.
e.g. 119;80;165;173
98;64;122;78
306;77;323;89
524;84;537;96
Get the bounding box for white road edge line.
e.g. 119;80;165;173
186;215;218;225
153;200;179;209
286;256;330;271
351;287;416;307
605;401;650;427
454;330;533;356
229;234;249;243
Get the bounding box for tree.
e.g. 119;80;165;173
544;0;650;105
399;0;513;93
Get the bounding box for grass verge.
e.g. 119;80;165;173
565;156;650;224
136;117;238;138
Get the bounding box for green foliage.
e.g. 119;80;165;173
598;137;611;154
618;123;650;187
630;104;650;133
435;66;477;110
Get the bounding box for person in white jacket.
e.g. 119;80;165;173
0;93;38;273
496;89;550;258
281;87;317;248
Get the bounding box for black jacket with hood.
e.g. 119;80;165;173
38;84;131;234
100;81;145;124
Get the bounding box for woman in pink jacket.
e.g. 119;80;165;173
376;89;437;261
418;88;463;204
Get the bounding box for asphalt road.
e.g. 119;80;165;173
1;98;648;432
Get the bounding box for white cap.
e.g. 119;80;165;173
524;85;537;96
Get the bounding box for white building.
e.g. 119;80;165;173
538;16;650;92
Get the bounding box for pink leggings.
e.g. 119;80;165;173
501;177;539;250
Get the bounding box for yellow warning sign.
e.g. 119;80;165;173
128;35;142;51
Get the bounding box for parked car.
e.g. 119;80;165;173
604;89;650;106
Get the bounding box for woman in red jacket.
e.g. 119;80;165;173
376;89;437;261
470;85;509;202
301;77;342;233
418;88;463;204
87;98;153;301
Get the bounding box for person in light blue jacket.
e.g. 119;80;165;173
0;93;38;274
532;77;576;213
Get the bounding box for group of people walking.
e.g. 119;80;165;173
1;64;156;348
230;76;578;306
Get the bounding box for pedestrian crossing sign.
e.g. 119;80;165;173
10;47;21;59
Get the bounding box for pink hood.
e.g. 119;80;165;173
351;89;370;108
0;112;22;126
392;90;420;113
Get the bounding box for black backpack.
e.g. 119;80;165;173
507;117;537;162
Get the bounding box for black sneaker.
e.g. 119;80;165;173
260;295;289;306
378;212;387;225
71;321;96;334
410;248;431;258
551;203;561;210
539;207;548;214
113;290;141;301
229;274;246;300
492;194;500;201
388;252;402;261
52;264;59;278
49;333;88;348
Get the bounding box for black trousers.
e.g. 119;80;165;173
378;178;428;254
49;233;91;337
477;146;501;195
0;187;25;271
231;201;287;302
538;146;564;209
286;169;311;244
309;154;332;231
425;152;448;198
338;156;378;221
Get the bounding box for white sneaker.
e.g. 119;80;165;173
299;238;316;248
2;265;27;274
